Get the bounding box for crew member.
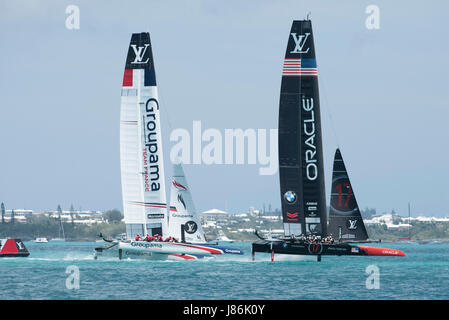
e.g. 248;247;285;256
135;234;141;241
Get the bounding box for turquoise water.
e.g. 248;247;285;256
1;241;448;299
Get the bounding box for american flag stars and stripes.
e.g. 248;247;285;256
282;58;318;77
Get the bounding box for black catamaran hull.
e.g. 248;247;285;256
252;240;405;258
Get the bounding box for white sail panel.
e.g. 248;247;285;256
120;90;144;225
168;163;206;243
139;76;167;235
120;33;167;239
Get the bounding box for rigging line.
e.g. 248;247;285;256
318;67;341;149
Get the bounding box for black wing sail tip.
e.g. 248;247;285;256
279;20;326;237
124;32;157;86
335;148;341;156
328;149;369;241
285;20;316;60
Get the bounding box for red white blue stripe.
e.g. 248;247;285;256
129;201;167;209
282;58;318;77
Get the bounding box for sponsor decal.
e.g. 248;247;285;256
302;97;318;181
125;250;152;257
282;58;318;77
178;193;186;209
347;219;358;230
223;248;242;254
172;213;193;218
284;191;297;204
286;211;299;221
184;221;198;234
130;44;150;64
173;180;187;190
330;176;358;215
16;241;25;250
147;213;164;219
308;243;323;254
290;33;310;54
351;247;360;253
130;241;163;249
309;224;319;232
142;98;161;192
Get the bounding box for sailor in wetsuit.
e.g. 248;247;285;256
135;234;141;241
290;234;297;243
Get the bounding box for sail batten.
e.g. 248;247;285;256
279;20;327;237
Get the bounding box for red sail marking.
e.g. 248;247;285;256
0;239;19;254
286;212;298;221
169;254;197;260
123;69;133;87
173;180;187;190
357;245;405;256
344;183;352;207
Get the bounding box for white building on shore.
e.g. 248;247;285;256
201;209;229;227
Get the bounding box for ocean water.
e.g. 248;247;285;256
0;241;448;300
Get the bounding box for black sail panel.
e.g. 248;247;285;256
328;149;368;241
279;20;327;237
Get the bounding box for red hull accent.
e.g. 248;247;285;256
169;253;197;260
173;243;223;255
357;245;405;256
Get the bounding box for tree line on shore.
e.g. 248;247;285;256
0;207;125;241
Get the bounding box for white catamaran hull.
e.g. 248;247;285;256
94;241;242;261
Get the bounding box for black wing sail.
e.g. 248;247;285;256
327;149;368;241
279;20;327;237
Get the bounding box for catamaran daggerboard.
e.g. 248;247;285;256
94;32;242;260
251;19;405;261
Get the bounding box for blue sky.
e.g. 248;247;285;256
0;1;448;216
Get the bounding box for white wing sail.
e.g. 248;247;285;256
168;163;206;243
120;33;167;239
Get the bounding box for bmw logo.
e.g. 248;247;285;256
284;191;297;204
